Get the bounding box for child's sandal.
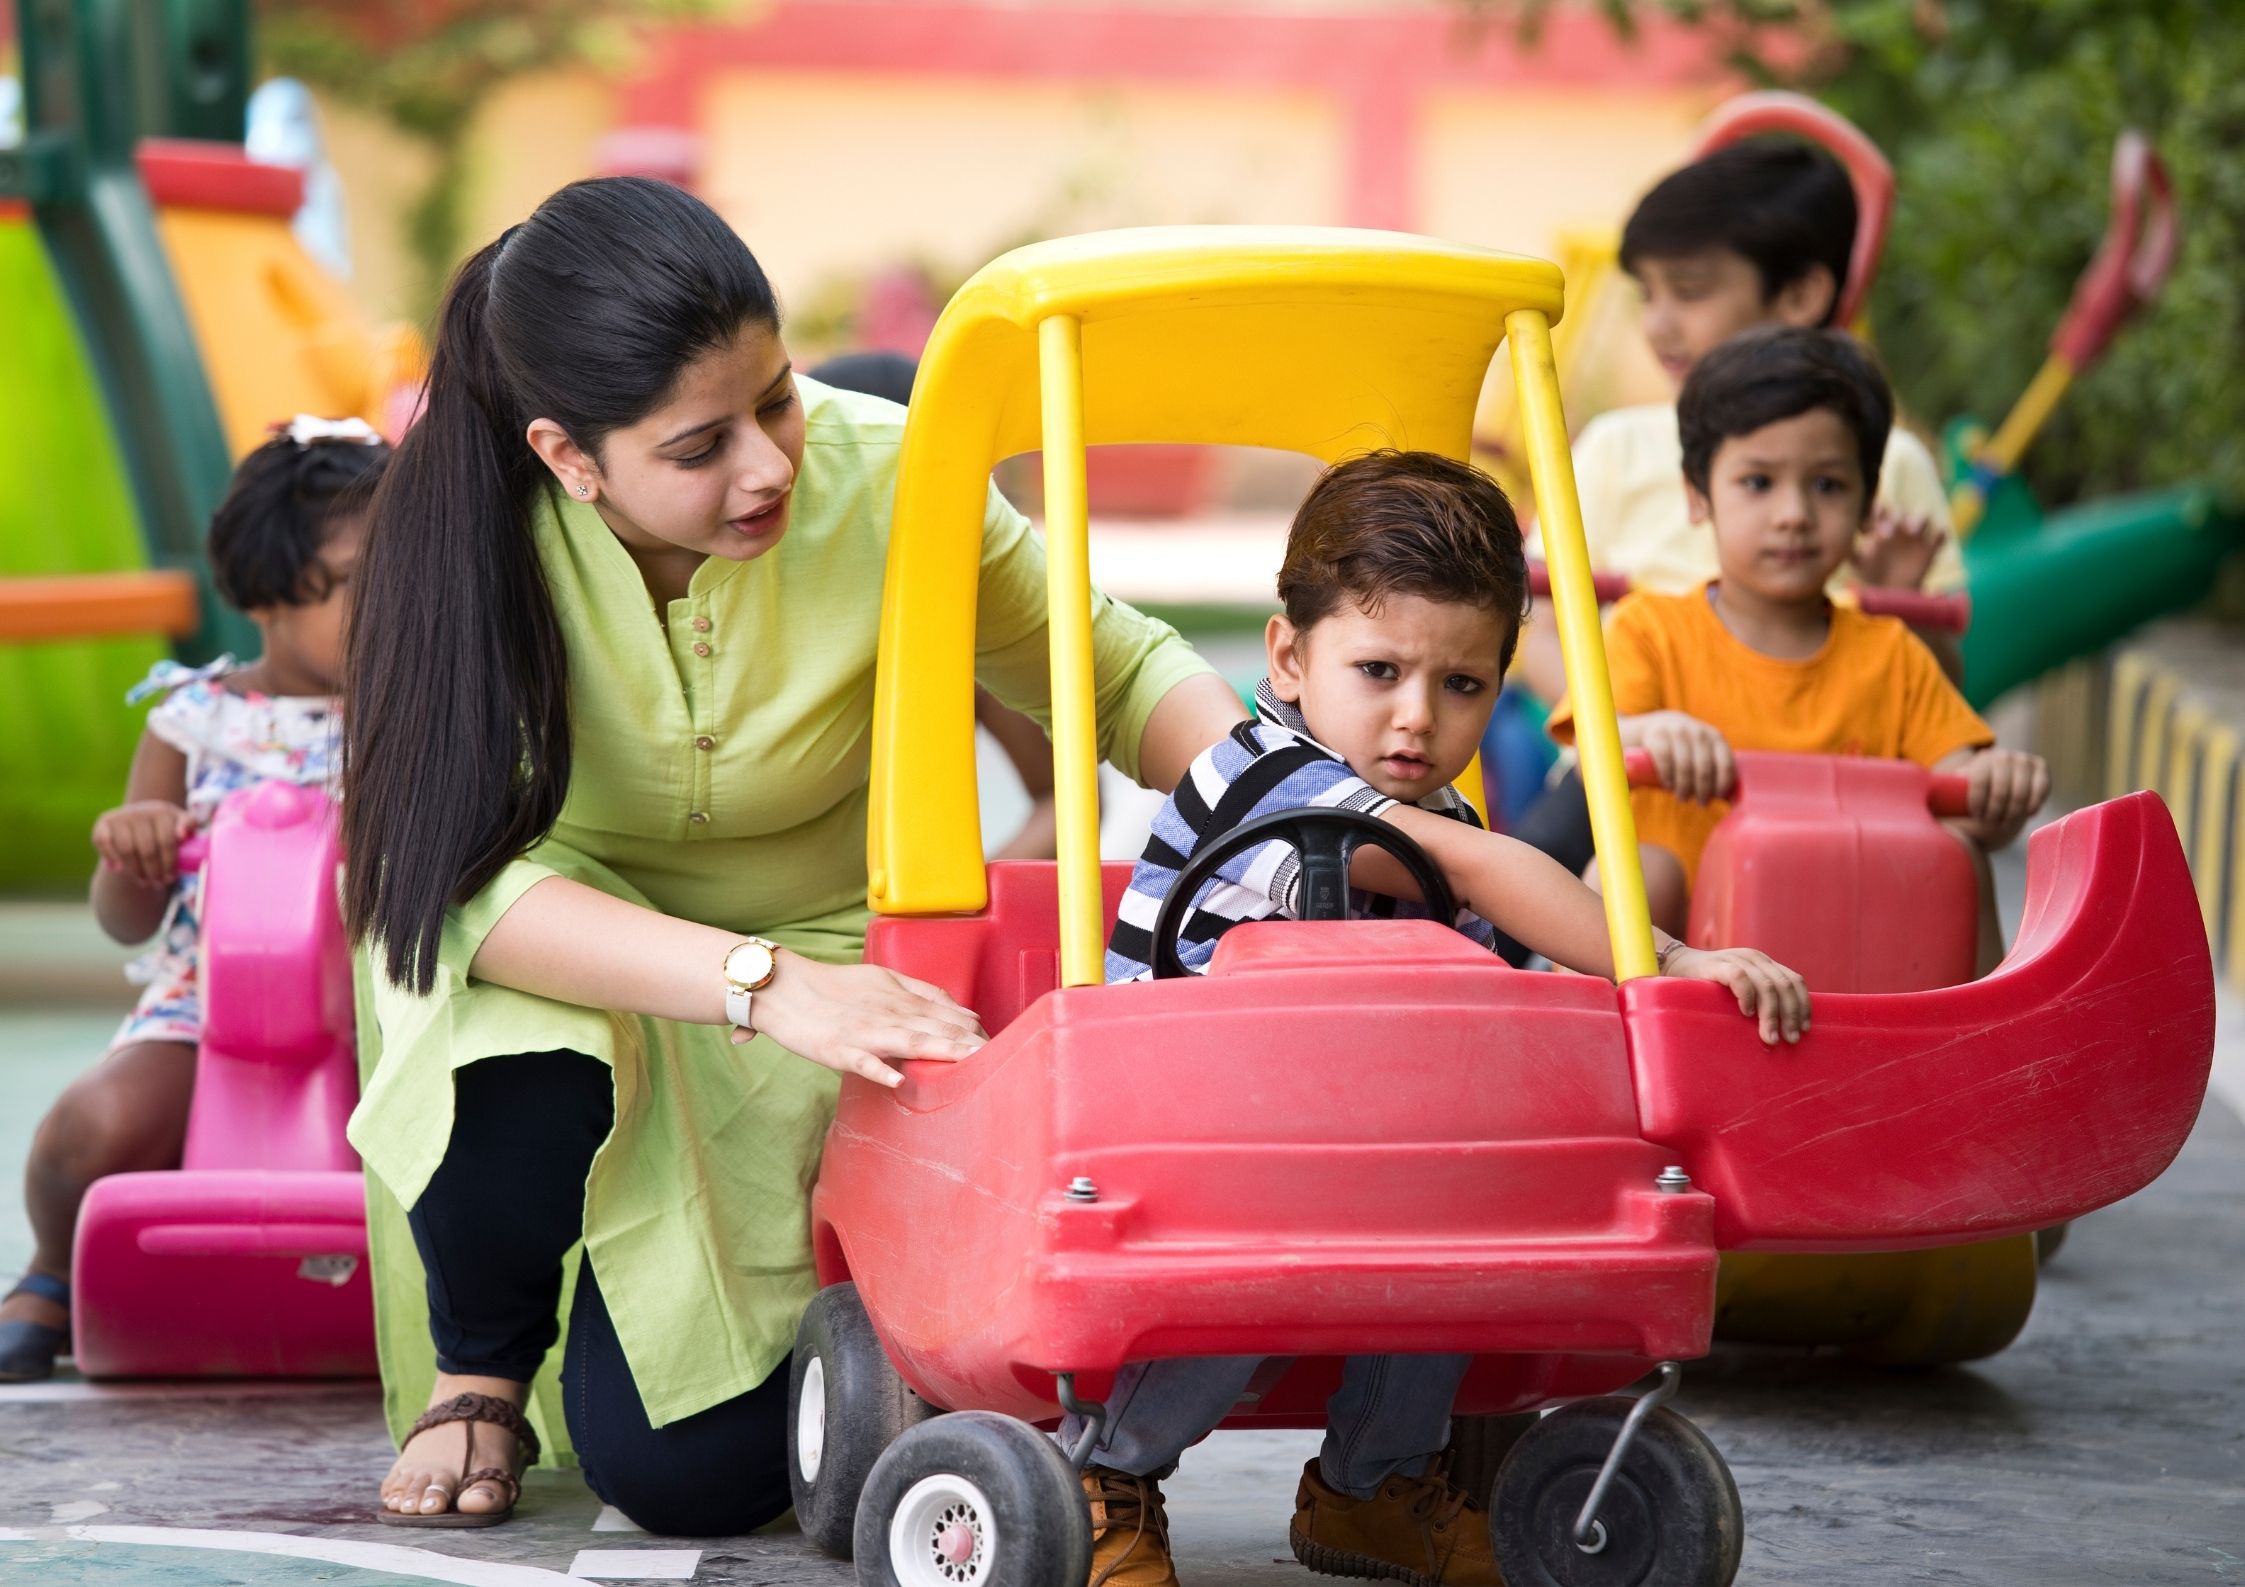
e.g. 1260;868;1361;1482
0;1273;70;1383
376;1391;540;1528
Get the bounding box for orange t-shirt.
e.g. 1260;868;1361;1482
1547;585;1993;886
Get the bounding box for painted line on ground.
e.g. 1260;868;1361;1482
568;1548;701;1579
66;1525;582;1585
0;1377;375;1404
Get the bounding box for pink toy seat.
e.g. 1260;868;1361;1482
72;780;375;1378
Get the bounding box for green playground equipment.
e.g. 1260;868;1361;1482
1;0;254;889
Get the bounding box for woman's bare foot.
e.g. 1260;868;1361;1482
379;1373;530;1519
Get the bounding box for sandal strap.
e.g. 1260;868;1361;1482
460;1467;522;1508
5;1272;69;1308
404;1391;542;1468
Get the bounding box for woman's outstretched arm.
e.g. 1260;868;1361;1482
469;876;983;1088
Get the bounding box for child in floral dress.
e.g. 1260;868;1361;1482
0;418;389;1380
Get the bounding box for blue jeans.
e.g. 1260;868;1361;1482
1058;1354;1471;1500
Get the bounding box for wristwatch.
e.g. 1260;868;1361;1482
723;937;783;1031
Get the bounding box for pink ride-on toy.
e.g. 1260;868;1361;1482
71;779;375;1379
789;229;2215;1587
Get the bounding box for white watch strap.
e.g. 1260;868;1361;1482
725;985;755;1031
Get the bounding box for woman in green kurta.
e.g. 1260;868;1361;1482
341;178;1239;1532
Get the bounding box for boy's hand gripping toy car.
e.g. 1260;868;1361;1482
71;779;375;1378
795;228;2212;1587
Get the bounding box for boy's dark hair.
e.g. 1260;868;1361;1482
1278;450;1529;674
1677;326;1894;501
208;433;390;611
1620;140;1856;325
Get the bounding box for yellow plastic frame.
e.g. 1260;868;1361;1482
866;226;1656;988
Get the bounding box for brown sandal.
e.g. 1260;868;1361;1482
376;1391;541;1528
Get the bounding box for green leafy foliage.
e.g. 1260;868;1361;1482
1480;0;2245;502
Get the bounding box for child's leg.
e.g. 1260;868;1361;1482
1583;844;1691;938
0;1039;197;1326
1058;1356;1266;1475
1943;823;2005;976
1318;1353;1472;1498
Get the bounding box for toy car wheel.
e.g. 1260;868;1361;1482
854;1411;1092;1587
790;1281;939;1559
1489;1399;1742;1587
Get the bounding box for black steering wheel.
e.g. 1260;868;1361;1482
1150;806;1458;980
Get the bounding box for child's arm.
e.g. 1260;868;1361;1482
1934;745;2050;850
88;730;192;946
1361;807;1810;1045
1618;710;1734;804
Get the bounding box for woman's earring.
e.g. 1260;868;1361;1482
575;484;591;499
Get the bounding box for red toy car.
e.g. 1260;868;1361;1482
791;230;2214;1587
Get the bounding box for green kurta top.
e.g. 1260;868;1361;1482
350;378;1210;1436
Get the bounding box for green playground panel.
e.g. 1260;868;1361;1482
0;212;165;893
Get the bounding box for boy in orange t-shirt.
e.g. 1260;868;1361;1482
1549;327;2048;937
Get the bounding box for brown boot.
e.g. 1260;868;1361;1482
1083;1465;1180;1587
1289;1457;1503;1585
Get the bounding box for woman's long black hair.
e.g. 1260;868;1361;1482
344;177;779;992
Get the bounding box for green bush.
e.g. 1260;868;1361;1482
1494;0;2245;503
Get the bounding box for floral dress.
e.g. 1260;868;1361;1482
108;658;342;1053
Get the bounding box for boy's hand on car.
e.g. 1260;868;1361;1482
1662;945;1810;1046
91;800;194;889
1964;748;2051;843
1632;712;1735;804
1853;505;1948;591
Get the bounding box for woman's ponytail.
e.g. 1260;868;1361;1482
342;177;777;992
344;238;572;993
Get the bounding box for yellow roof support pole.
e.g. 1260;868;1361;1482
1038;313;1107;988
1506;307;1659;981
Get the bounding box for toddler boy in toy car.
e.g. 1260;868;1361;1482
1077;449;1809;1587
1545;326;2048;944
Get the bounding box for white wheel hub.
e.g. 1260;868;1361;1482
889;1472;997;1586
797;1356;826;1483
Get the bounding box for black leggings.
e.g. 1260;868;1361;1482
1492;767;1596;966
406;1049;792;1537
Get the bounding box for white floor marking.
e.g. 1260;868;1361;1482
590;1506;644;1533
48;1500;107;1523
0;1377;373;1405
68;1525;582;1585
567;1548;701;1580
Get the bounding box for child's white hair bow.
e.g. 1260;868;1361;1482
276;414;384;447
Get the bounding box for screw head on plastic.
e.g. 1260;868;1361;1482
1655;1166;1692;1194
1065;1176;1099;1202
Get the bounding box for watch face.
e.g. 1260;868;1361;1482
725;941;776;989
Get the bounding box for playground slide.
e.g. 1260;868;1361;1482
1961;478;2243;709
0;203;164;892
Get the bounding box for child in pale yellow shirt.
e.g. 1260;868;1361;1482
1520;139;1963;705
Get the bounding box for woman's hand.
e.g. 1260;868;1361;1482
1661;944;1810;1046
735;954;987;1089
92;800;193;889
1625;712;1735;804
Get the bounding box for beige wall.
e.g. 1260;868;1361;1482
698;73;1346;312
315;63;1713;407
1423;86;1713;414
314;99;437;327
